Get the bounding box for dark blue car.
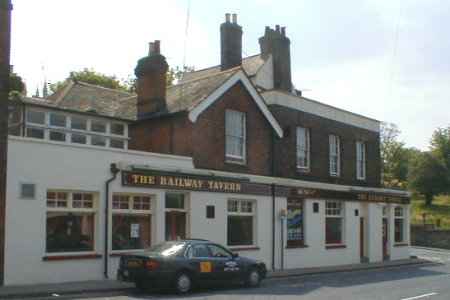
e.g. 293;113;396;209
117;239;267;294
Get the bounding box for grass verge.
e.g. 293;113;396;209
411;195;450;229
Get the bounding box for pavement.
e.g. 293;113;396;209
0;250;435;299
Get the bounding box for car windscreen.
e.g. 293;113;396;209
146;242;185;256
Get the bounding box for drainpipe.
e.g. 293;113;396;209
280;210;287;271
270;130;276;271
271;183;276;271
104;163;120;279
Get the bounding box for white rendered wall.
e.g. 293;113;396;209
389;204;411;260
366;203;383;262
5;137;411;285
283;199;361;269
5;137;193;285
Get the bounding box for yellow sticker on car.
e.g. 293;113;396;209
200;261;212;273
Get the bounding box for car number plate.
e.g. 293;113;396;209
127;260;141;268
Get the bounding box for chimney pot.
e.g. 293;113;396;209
220;13;243;70
154;40;160;54
232;13;237;24
259;23;292;92
148;40;161;56
148;42;155;55
135;41;169;118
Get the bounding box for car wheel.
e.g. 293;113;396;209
245;268;261;287
174;272;192;294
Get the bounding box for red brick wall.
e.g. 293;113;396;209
191;82;273;176
269;105;381;187
129;82;381;187
129;114;193;157
129;82;274;176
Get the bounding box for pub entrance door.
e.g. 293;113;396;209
382;218;389;260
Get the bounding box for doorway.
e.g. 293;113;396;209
360;217;365;262
382;217;389;260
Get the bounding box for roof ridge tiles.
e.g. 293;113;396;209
182;53;260;76
172;66;241;87
74;80;134;96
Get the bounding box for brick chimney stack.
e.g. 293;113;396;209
134;40;169;119
259;25;292;92
0;0;12;285
220;13;243;71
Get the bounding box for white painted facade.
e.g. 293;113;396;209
5;137;410;285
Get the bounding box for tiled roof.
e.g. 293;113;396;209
179;54;265;83
120;67;239;120
22;67;240;121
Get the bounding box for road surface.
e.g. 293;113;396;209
36;247;450;300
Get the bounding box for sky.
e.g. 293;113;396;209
10;0;450;150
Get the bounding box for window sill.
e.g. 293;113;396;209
286;244;309;249
229;246;260;252
325;244;346;250
296;167;310;173
225;159;247;166
110;252;130;257
110;250;145;257
394;243;409;247
43;253;102;261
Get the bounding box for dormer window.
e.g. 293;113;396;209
71;116;87;131
225;109;246;163
24;109;129;150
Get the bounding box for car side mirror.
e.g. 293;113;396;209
232;253;239;258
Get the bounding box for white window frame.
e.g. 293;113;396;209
325;200;345;246
296;127;310;170
227;199;256;247
225;110;246;163
394;206;406;243
165;192;190;241
111;193;153;253
329;135;341;177
45;190;98;256
24;108;129;150
356;141;366;180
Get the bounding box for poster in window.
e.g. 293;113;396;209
287;199;303;245
131;223;140;238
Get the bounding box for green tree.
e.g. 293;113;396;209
408;151;448;206
380;122;409;187
166;66;195;86
50;68;131;94
51;66;195;95
430;126;450;172
9;71;26;94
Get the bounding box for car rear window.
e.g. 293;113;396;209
146;242;185;256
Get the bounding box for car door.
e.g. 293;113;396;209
207;244;240;281
187;244;218;282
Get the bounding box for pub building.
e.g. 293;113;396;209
4;14;410;285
